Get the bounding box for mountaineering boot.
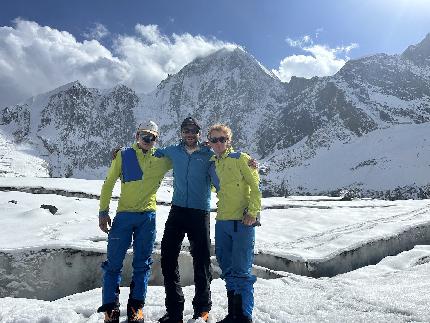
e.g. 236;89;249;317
158;312;184;323
127;298;144;322
216;290;235;323
237;316;252;323
97;303;120;323
233;294;252;323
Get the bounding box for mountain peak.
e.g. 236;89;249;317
56;80;84;91
401;33;430;65
185;46;278;80
16;81;86;108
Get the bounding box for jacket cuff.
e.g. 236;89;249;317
99;210;109;218
247;211;258;218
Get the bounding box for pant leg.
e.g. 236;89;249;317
215;221;234;292
187;210;212;313
161;206;186;318
231;222;256;318
130;211;157;303
101;212;133;305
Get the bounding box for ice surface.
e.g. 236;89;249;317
0;178;429;322
1;245;429;322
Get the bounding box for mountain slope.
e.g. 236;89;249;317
1;81;139;178
1;36;430;198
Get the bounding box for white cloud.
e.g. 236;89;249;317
115;24;237;93
286;35;313;47
273;35;358;82
83;23;110;40
0;19;236;106
0;19;129;105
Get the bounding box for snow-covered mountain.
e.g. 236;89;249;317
1;35;430;198
1;82;139;178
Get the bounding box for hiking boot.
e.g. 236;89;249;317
237;316;252;323
216;290;235;323
158;312;183;323
233;294;252;323
97;303;120;323
127;298;144;322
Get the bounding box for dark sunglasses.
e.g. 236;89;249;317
209;136;228;144
182;127;200;134
139;133;156;143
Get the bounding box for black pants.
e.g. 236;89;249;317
161;205;212;318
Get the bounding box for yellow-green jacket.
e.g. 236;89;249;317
99;144;172;216
209;147;261;220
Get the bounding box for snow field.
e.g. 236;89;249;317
0;178;429;322
1;245;429;322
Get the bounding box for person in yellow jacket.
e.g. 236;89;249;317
97;121;172;323
207;124;261;323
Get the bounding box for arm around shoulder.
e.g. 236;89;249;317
153;145;174;159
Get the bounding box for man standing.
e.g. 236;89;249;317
97;121;171;323
207;124;261;323
156;117;214;323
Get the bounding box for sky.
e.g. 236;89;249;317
1;0;430;106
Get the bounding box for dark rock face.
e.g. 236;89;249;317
38;83;138;177
402;33;430;66
0;105;30;143
40;204;58;215
1;82;139;178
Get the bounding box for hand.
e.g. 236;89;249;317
242;213;256;226
112;146;122;160
248;158;259;169
99;216;112;233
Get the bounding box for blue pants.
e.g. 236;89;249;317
101;211;156;305
215;220;256;318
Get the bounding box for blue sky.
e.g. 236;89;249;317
1;0;430;105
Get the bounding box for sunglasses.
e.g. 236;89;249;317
209;136;228;144
182;127;200;134
139;133;156;143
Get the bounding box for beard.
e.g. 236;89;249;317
183;136;198;147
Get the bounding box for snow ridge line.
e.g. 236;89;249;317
0;185;348;211
270;204;430;250
255;222;430;277
0;186;169;206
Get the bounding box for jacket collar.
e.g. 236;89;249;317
179;141;212;153
132;143;155;156
210;147;234;161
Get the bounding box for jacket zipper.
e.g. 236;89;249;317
185;150;191;207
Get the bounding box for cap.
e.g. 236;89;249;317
181;116;201;130
137;120;159;136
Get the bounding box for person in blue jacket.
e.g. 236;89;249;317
157;117;214;323
111;117;257;323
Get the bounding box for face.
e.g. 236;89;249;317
136;131;157;150
208;130;230;155
181;126;200;147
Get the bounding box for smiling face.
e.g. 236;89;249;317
208;129;230;156
181;126;200;148
136;131;157;151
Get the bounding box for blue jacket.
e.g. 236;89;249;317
154;142;214;211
